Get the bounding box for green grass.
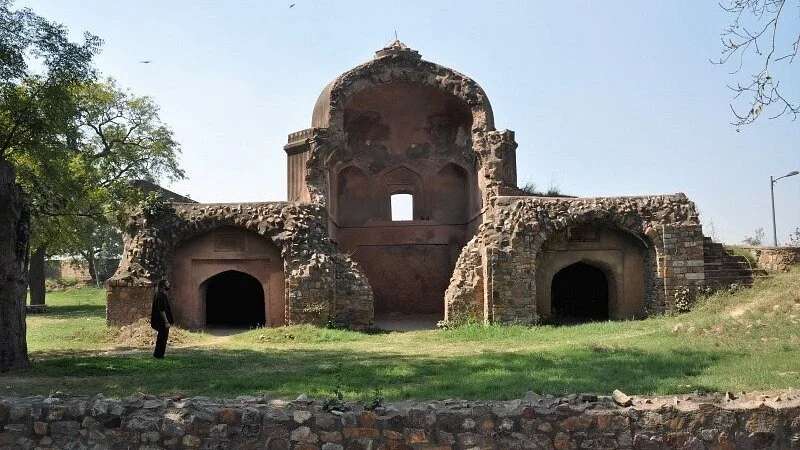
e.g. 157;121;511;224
4;270;800;400
727;245;758;267
25;287;109;353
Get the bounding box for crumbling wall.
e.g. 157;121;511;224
304;41;516;209
752;247;800;272
107;202;373;329
445;194;709;324
443;236;485;324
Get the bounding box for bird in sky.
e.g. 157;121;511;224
139;60;152;64
289;3;295;8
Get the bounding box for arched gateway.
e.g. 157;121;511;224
169;227;283;329
107;42;753;329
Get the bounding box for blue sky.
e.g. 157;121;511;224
24;0;799;244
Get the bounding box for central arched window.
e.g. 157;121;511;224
390;193;414;221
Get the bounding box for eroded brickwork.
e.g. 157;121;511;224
753;247;800;272
107;202;372;328
109;42;750;329
445;194;709;324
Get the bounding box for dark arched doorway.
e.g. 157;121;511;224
550;262;609;323
204;270;265;328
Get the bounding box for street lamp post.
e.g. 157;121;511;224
770;170;799;246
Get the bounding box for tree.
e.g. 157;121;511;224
1;1;183;372
742;227;766;246
12;78;185;309
519;181;568;197
789;227;800;246
0;0;100;371
714;0;800;128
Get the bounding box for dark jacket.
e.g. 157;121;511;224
150;289;174;330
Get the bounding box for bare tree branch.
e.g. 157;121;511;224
714;0;799;128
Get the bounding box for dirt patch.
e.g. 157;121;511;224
112;319;190;347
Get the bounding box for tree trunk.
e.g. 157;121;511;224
86;252;97;284
29;246;46;306
0;159;30;371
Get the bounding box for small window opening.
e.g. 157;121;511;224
391;193;414;221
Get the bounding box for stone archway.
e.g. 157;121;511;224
202;270;266;328
550;262;610;323
534;225;648;322
168;226;284;329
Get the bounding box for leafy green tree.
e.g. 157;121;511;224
1;1;183;371
14;78;185;306
0;0;101;371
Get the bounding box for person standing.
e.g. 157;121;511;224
150;279;174;359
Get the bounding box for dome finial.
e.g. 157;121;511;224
375;36;420;59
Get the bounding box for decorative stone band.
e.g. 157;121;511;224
1;392;798;449
106;201;373;328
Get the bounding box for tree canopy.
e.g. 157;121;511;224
1;0;185;370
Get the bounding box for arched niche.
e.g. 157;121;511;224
430;163;470;224
341;82;473;164
382;166;423;220
335;165;378;226
534;225;648;321
168;226;284;329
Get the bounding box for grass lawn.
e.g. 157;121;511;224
3;269;799;401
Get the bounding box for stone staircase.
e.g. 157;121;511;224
702;237;766;290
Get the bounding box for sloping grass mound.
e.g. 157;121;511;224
672;268;800;347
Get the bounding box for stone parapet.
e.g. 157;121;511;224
1;392;798;449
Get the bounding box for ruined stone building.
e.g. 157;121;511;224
107;42;757;329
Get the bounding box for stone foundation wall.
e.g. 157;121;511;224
1;393;798;449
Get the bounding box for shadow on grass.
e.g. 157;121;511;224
33;303;106;319
3;346;735;400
